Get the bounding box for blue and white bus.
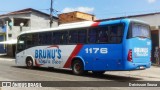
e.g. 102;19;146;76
16;19;151;75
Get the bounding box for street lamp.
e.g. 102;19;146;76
20;23;24;31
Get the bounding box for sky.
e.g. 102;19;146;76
0;0;160;19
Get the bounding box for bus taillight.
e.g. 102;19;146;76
127;49;132;62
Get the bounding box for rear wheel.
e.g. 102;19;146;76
92;71;105;75
72;60;84;75
26;58;33;69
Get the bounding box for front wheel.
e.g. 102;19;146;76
26;58;33;69
72;60;84;75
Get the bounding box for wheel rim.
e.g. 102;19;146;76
27;60;32;67
74;63;82;73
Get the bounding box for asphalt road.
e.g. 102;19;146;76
0;58;160;90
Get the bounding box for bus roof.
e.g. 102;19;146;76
19;19;148;35
20;21;95;35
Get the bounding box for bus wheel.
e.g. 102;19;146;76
26;58;33;69
72;60;84;75
92;71;105;75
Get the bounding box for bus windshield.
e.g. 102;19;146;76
130;23;151;38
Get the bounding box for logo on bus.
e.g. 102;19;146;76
35;45;62;64
134;48;149;57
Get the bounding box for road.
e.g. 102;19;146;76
0;57;160;90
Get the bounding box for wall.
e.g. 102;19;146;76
129;14;160;28
30;12;58;29
8;26;30;40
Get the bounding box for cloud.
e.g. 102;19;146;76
62;7;94;13
147;0;156;3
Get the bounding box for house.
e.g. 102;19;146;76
0;8;58;57
58;11;96;24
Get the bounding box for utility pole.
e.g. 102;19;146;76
50;0;53;28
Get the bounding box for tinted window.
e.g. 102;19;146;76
53;31;68;44
109;24;124;43
69;30;78;44
17;35;26;53
97;26;109;43
88;24;124;44
78;30;87;43
39;32;52;45
88;28;97;43
25;33;39;48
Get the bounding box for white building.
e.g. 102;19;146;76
0;8;58;56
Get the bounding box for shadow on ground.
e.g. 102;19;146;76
12;66;142;81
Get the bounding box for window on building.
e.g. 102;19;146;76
8;34;12;37
14;18;30;27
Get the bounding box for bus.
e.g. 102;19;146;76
16;19;151;75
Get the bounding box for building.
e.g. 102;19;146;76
0;8;58;57
97;12;160;63
58;11;96;24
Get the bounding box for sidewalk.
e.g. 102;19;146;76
0;54;15;61
0;54;15;58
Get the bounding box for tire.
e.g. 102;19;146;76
26;58;33;69
92;71;105;75
72;60;84;75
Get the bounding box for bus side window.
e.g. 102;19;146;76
78;30;87;44
109;24;124;43
97;26;109;43
25;34;38;48
53;32;62;44
61;31;68;44
69;30;78;44
32;34;39;46
26;34;33;48
39;32;52;45
88;28;97;43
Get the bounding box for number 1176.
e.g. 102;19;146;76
85;48;108;54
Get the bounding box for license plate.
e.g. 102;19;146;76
139;66;145;69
